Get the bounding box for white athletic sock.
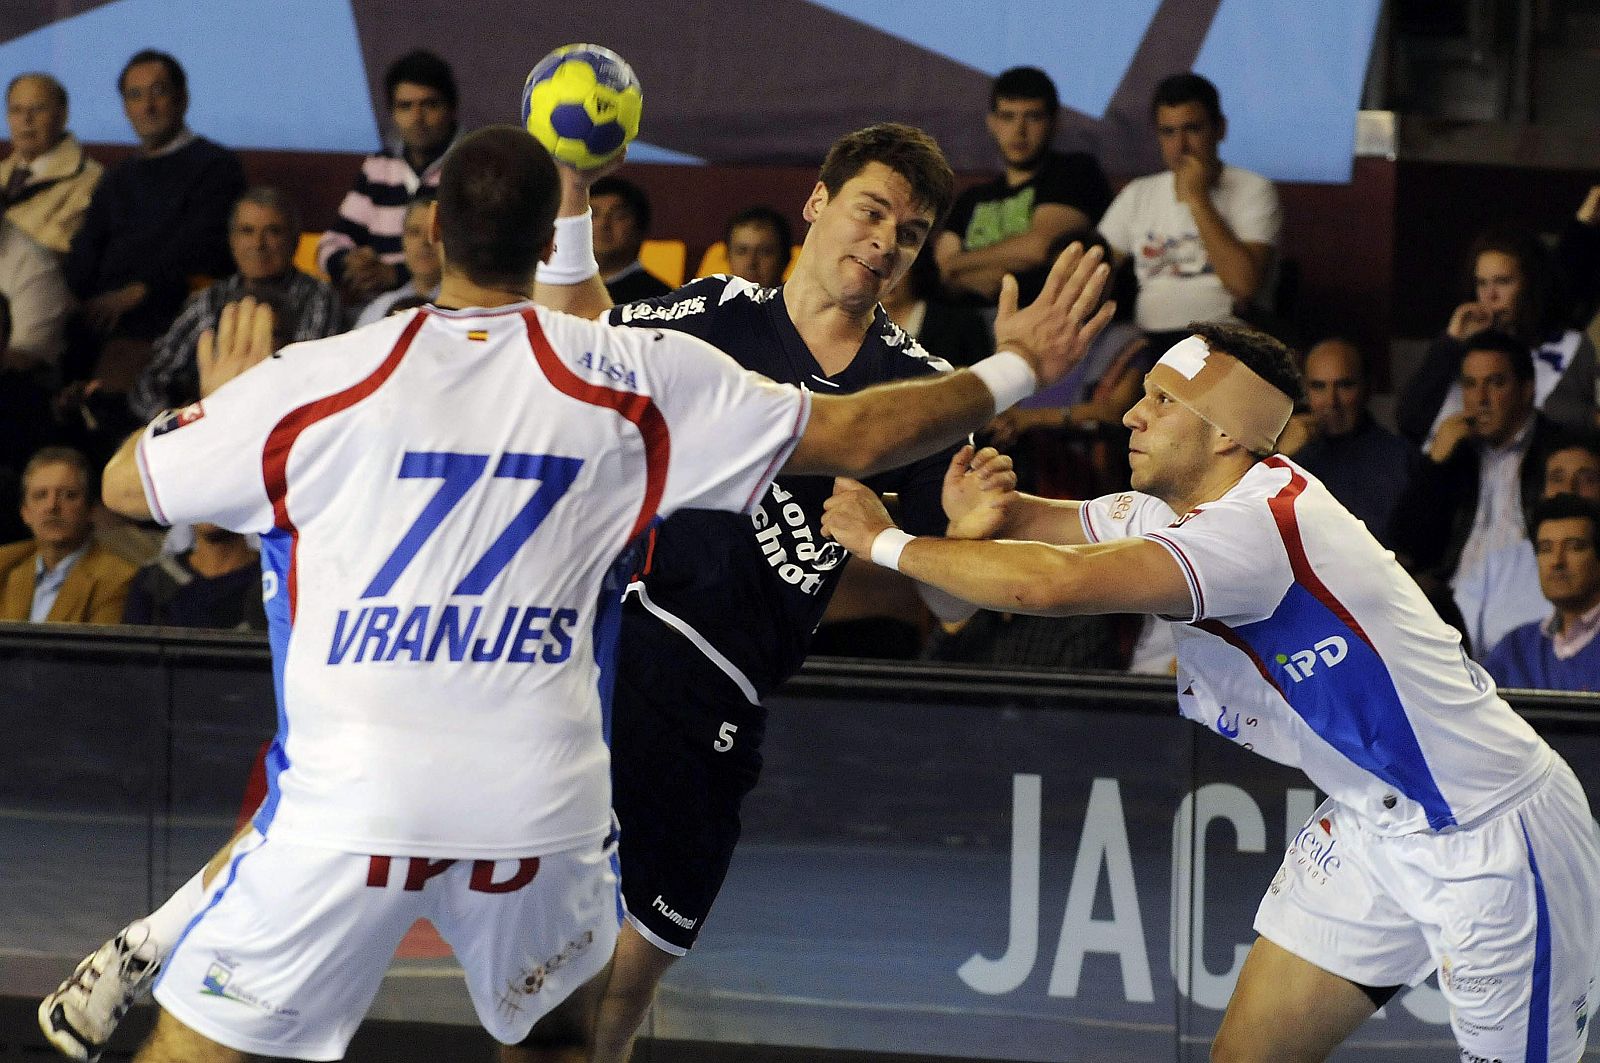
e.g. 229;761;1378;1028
137;870;207;956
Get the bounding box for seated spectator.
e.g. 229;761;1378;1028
1281;337;1417;546
724;205;792;288
1457;437;1600;657
1;72;103;254
1098;73;1281;351
123;523;264;630
1390;331;1566;597
0;446;134;623
1484;494;1600;692
355;195;441;327
878;244;993;367
1555;183;1600;332
936;66;1111;306
1398;229;1596;445
318;50;457;312
128;187;340;421
0;217;70;378
591;176;672;303
63;50;244;388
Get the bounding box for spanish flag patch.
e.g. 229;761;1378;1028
467;329;489;342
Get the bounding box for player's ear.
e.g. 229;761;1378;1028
427;200;441;245
802;181;829;224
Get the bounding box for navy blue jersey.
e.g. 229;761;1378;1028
607;275;958;700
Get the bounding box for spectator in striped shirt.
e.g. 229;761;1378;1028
316;50;457;314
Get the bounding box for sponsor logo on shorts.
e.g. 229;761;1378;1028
652;894;697;929
1456;1017;1505;1036
1275;636;1348;682
199;958;297;1016
1440;956;1502;999
1286;816;1342;884
1460;1050;1503;1063
498;931;595;1017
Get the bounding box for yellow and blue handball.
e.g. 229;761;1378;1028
521;44;642;169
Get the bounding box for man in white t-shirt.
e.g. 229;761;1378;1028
824;321;1600;1063
62;125;1111;1063
1098;74;1281;347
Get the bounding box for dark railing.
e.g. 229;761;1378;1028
3;623;1598;1062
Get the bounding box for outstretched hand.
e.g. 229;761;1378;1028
198;296;276;400
821;478;896;558
942;444;1018;541
993;242;1115;388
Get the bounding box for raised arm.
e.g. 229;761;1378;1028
784;244;1112;479
532;159;625;320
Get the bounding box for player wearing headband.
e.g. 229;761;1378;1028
823;321;1600;1063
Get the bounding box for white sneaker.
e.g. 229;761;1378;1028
37;924;163;1062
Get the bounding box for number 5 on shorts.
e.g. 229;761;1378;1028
714;722;737;752
363;450;584;598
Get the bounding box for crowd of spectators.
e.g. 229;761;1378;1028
0;47;1596;693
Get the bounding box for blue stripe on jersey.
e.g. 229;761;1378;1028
252;529;294;833
1522;816;1552;1063
151;835;261;993
1230;582;1457;828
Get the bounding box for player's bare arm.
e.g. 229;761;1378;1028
820;479;1191;616
532;157;626;320
103;298;277;521
786;243;1112;477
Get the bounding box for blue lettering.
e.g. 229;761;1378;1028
328;608;368;664
426;605;482;662
356;606;400;662
543;608;577;663
471;607;518;662
385;606;431;662
508;607;552;663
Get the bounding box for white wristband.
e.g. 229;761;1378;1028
535;209;599;284
969;350;1038;413
869;527;915;571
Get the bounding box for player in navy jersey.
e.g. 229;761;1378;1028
823;321;1600;1063
534;122;1011;1063
40;123;1112;1063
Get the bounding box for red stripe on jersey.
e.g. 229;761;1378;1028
521;309;669;542
1262;456;1378;653
1194;617;1291;700
261;310;428;620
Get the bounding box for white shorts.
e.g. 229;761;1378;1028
1256;756;1600;1063
151;829;621;1061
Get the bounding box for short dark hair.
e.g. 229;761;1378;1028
7;72;66;110
385;49;457;110
21;446;91;498
818;123;956;228
725;205;792;254
590;176;652;234
1461;329;1535;383
119;50;186;102
1189;320;1305;407
1549;434;1600;470
1151;72;1222;127
232;186;301;235
435;126;559;291
990;66;1059;116
1531;493;1600;548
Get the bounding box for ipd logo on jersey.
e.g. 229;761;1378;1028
1274;636;1348;682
